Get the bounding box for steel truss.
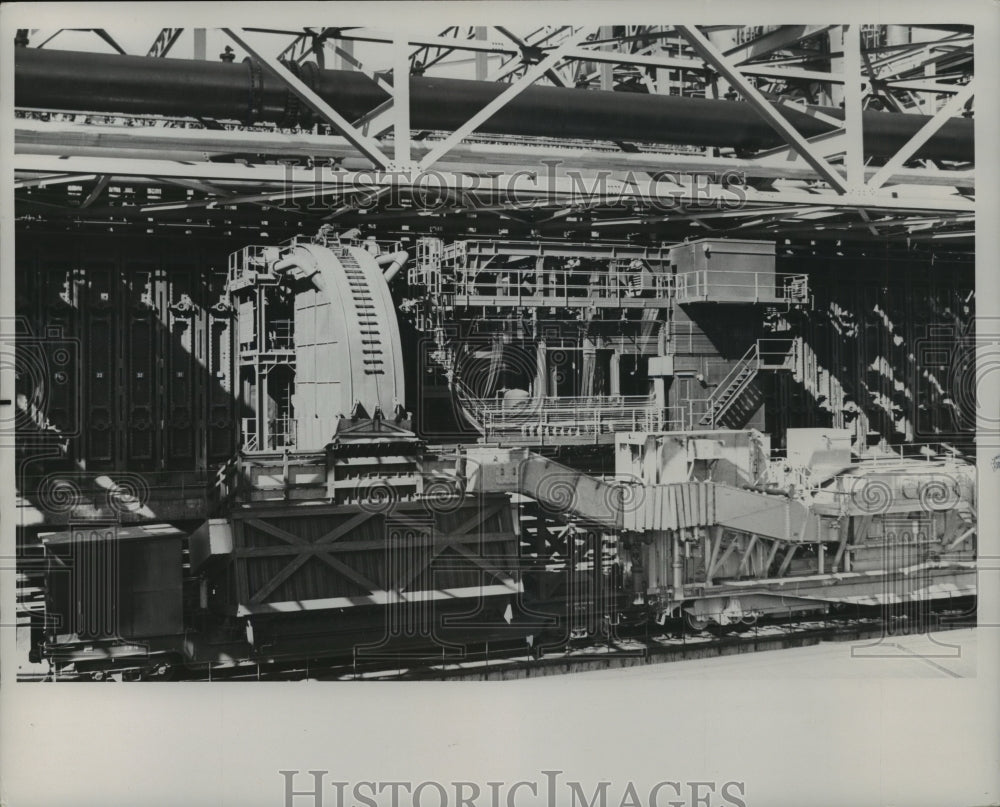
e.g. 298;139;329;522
14;25;974;243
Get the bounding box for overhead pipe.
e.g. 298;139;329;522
14;47;974;162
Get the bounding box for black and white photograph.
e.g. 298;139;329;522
1;4;997;806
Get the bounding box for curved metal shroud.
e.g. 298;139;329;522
279;242;405;449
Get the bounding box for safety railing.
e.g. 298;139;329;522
228;244;283;291
858;442;972;464
447;266;675;304
675;271;809;305
265;319;294;351
241;417;298;452
475;394;664;439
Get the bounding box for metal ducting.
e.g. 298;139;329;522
15;48;974;162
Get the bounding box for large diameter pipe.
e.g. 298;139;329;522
15;48;973;162
376;250;410;283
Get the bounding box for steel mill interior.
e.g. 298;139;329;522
11;24;978;681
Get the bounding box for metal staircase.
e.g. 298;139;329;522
693;339;795;429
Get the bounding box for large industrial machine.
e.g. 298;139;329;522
12;25;978;680
24;228;977;680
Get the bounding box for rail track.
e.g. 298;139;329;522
18;599;975;682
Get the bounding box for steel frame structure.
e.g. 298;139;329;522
13;24;975;243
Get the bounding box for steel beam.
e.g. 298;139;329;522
868;34;971;79
13;172;96;189
723;25;836;65
245;517;383;594
78;175;110;208
777;544;798;577
707;534;741;581
704;529;718;585
146;28;184;58
13;154;976;215
327;43;396;136
324;41;395;94
495;26;567;87
249;511;376;604
417;30;592;171
737;535;759;576
392;38;412;167
842;25;865;190
745;64;845;84
29;29;63;49
222;27;392;168
193;28;206;60
92;29;127;55
676;25;850;194
475;27;489;80
352;98;395;137
15;120;974;189
348;28;518;56
491;26;572;82
763;539;782;572
868;81;975;190
878;78;968;95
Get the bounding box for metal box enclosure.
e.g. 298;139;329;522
42;523;185;641
671;239;782;303
671;238;776;275
189;518;234;572
647;355;675;377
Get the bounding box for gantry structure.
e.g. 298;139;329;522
13;24;974;245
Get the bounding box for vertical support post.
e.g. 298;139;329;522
475;27;488;80
827;27;845;107
193;28;206;60
652;377;666;412
924;60;937;114
336;37;355;70
704;527;717;587
535;339;548;397
548;353;559;397
675;25;850;193
672;531;684;596
393;37;412;167
842;25;865;191
581;342;596;397
599;26;614;90
609;351;621;396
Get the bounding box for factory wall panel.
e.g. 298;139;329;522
16;233;236;475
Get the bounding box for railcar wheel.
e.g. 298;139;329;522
684;612;712;632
